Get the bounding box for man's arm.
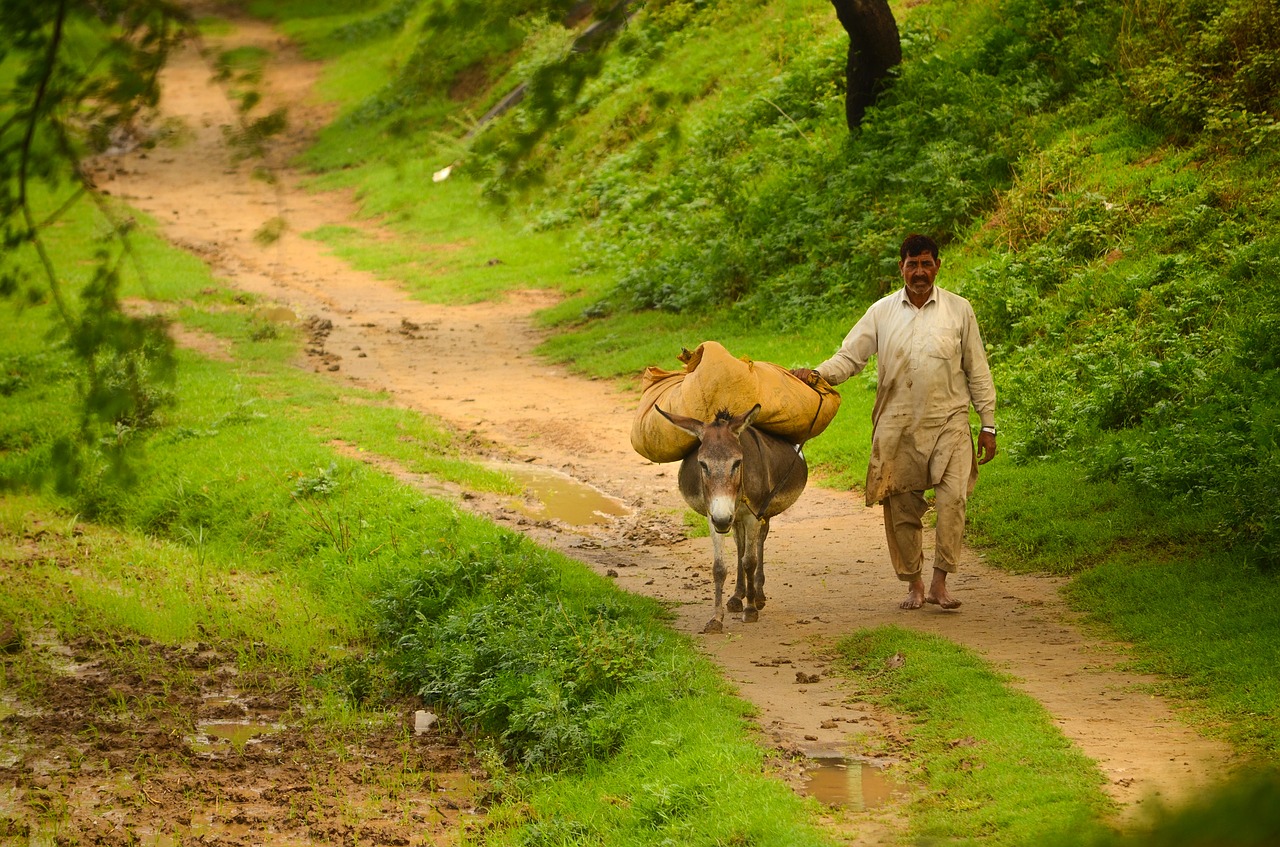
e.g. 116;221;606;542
807;307;878;386
960;302;998;463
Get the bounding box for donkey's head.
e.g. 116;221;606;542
658;404;761;534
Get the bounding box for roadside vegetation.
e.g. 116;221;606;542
3;0;1278;844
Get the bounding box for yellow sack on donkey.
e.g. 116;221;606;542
631;341;841;463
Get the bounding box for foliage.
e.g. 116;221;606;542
302;0;584;160
964;135;1280;560
291;462;341;498
1123;0;1280;152
0;0;190;493
371;536;676;771
575;0;1121;322
462;1;715;202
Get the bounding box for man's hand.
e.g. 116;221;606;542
790;367;815;384
977;430;997;465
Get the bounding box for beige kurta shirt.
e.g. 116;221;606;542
815;285;996;505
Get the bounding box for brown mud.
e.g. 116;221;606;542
6;4;1237;844
0;626;481;846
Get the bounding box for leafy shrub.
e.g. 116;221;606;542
593;0;1119;324
986;210;1280;561
372;538;671;771
292;462;341;498
1124;0;1280;150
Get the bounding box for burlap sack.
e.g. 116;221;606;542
631;341;841;463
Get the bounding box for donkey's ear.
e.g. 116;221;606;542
729;404;762;436
656;406;705;439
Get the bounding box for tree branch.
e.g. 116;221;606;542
18;0;74;327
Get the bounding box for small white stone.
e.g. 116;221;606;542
414;710;438;735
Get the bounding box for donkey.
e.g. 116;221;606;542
657;404;809;633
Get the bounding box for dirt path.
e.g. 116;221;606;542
93;7;1234;838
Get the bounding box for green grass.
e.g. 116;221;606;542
683;508;709;537
298;176;608;304
1066;550;1280;755
836;626;1114;845
0;495;356;662
964;460;1207;576
475;693;835;847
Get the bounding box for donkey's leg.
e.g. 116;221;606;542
738;517;763;623
703;519;730;634
753;518;770;610
727;526;747;614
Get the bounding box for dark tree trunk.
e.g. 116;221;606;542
829;0;901;130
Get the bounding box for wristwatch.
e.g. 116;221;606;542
980;426;997;435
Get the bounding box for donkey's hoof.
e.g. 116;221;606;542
702;618;724;634
755;595;767;610
726;596;744;613
743;607;759;623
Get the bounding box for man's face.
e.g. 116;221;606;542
900;251;940;301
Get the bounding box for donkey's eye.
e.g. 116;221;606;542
699;461;710;473
731;460;741;475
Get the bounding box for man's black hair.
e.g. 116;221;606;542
899;233;939;261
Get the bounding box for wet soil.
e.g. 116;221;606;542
14;3;1237;843
0;627;483;846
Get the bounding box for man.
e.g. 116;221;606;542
792;234;997;610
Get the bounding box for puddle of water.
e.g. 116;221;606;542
800;756;906;811
490;463;629;526
194;720;278;752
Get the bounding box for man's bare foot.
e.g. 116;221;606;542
925;568;961;609
899;578;925;610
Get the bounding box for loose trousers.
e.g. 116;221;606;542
881;425;975;581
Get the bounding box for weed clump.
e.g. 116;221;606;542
372;537;675;772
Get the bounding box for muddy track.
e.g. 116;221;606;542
91;6;1234;837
